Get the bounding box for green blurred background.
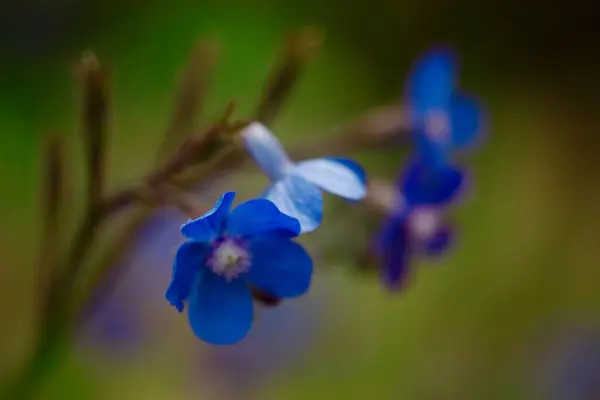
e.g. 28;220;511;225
2;0;600;399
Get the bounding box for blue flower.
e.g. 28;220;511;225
241;122;367;233
374;159;464;289
166;192;313;345
406;46;485;168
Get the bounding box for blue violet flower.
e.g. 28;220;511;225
373;158;465;290
406;46;484;168
166;192;313;345
241;122;367;233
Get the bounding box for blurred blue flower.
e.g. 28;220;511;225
373;159;465;290
535;325;600;400
241;122;367;233
76;208;184;356
406;46;485;168
77;287;143;356
166;191;313;345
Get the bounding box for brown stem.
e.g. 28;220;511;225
256;27;323;125
79;52;110;208
158;40;218;161
38;135;66;309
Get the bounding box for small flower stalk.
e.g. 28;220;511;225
79;52;110;206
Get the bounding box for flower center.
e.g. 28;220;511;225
368;181;406;215
407;207;442;241
206;238;251;281
424;109;451;143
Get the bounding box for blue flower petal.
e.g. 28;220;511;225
423;225;453;257
325;157;368;186
294;158;367;201
450;93;484;150
400;158;464;206
181;192;235;241
407;47;457;115
166;241;210;312
187;271;253;345
414;132;450;170
375;216;411;290
248;236;312;298
241;122;294;181
263;175;323;234
226;198;301;238
406;47;459;169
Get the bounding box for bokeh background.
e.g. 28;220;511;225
2;0;600;399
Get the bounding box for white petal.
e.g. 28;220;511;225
294;158;367;201
240;122;294;180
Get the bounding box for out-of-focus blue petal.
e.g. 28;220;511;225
407;47;457;116
226;198;300;238
406;47;458;169
376;216;411;290
248;236;312;298
294;158;367;201
87;301;141;350
263;175;323;234
77;287;143;354
188;272;253;345
166;241;210;312
536;326;600;400
241;122;294;181
181;192;235;241
400;158;464;206
423;225;453;257
451;93;484;150
324;157;368;186
414;133;450;170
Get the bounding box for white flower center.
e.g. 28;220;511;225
407;208;441;240
206;238;251;281
424;109;451;143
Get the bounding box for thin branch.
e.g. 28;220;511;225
72;187;209;316
289;104;408;157
72;207;152;320
157;40;218;161
137;184;206;218
79;52;110;207
175;103;408;188
37;134;66;308
255;27;323;125
100;117;234;216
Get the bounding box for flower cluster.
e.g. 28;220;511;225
166;45;485;345
166;126;367;344
372;46;485;290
